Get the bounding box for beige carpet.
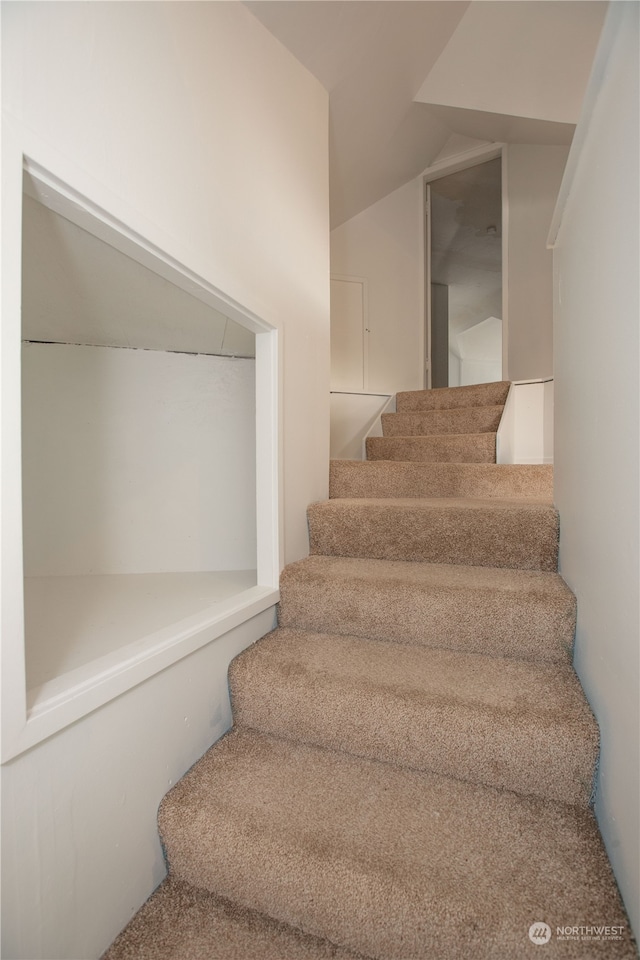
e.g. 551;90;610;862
229;627;597;805
395;380;510;411
307;498;559;570
366;432;496;462
329;461;553;499
381;404;504;436
103;380;636;960
102;877;364;960
278;555;576;662
157;728;632;960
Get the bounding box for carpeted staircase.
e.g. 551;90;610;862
103;381;636;960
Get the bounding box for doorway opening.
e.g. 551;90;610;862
425;156;503;388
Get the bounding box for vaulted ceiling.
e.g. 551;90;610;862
243;1;608;227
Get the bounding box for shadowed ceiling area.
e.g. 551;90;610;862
243;0;607;227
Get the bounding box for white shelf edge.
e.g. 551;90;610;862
3;585;278;762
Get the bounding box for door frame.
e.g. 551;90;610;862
422;143;508;389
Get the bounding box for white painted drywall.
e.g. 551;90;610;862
415;1;607;125
456;316;502;387
247;0;467;227
3;0;329;566
448;349;461;387
22;343;256;576
552;1;639;939
457;316;501;362
505;144;569;380
331;142;567;392
330;392;393;460
1;605;276;960
330;178;425;394
496;380;553;465
459;359;502;388
1;3;329;958
22;193;256;358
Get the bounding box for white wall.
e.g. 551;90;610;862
330;178;425;394
1;605;276;960
331;143;569;394
414;1;607;125
22;344;256;576
505;144;569;380
552;2;639;939
21;193;256;358
456;315;502;387
1;3;329;958
3;0;329;565
496;380;553;466
330;392;393;460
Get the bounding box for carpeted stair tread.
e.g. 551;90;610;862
308;498;558;571
158;728;634;960
366;433;496;463
101;876;365;960
103;371;635;960
381;405;503;437
396;380;510;412
229;627;598;805
278;555;576;662
330;460;553;499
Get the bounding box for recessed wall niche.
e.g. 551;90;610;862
20;170;275;726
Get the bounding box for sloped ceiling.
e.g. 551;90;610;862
22;191;255;357
243;0;607;228
415;1;606;124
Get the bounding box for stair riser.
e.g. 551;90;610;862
396;381;510;412
382;406;503;437
230;633;597;806
278;575;575;662
330;461;554;499
308;502;559;571
366;434;496;462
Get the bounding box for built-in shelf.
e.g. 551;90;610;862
24;576;277;730
1;157;279;761
25;570;258;692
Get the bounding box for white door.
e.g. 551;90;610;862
330;275;368;392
